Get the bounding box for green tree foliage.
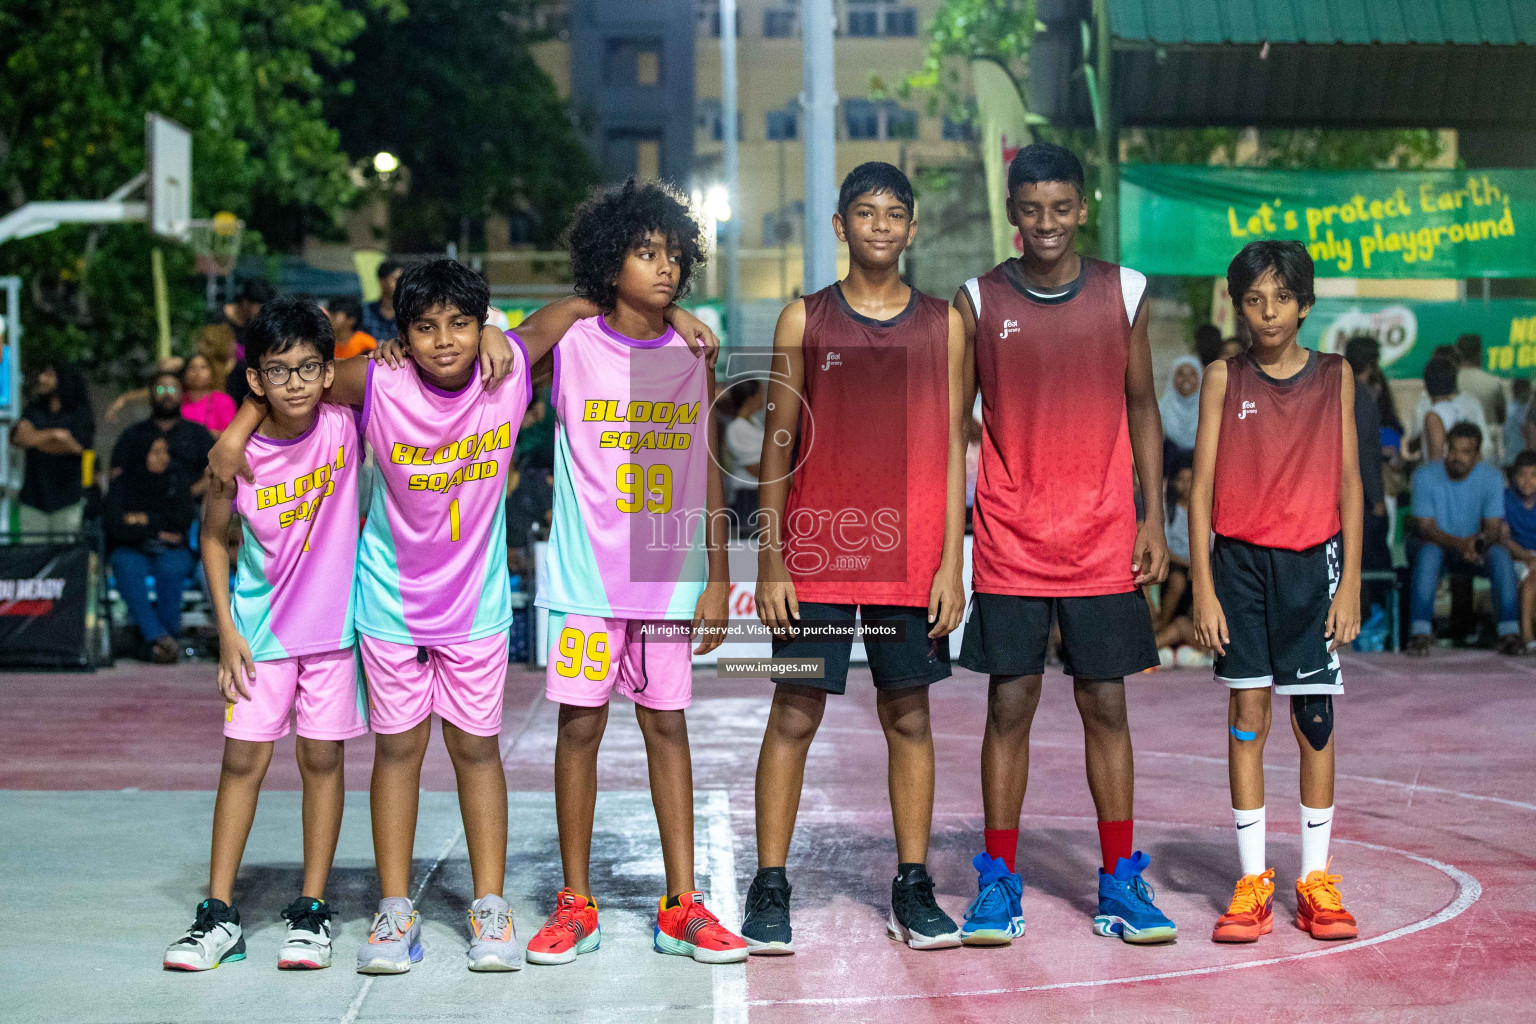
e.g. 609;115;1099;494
0;0;386;372
325;0;599;253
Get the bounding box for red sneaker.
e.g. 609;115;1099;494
1212;869;1275;943
1295;866;1359;940
653;891;748;964
525;889;600;966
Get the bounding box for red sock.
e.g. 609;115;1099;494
984;828;1019;873
1097;820;1133;873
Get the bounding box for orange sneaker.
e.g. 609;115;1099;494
1295;864;1359;940
1212;869;1275;943
525;889;600;966
654;891;748;964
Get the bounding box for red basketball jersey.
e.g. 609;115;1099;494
783;284;951;606
1212;351;1344;551
963;257;1146;597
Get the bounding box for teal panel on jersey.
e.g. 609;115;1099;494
469;485;513;640
232;517;288;661
536;424;615;617
662;513;707;620
354;461;409;642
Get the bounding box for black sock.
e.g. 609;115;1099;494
664;894;682;909
896;863;928;885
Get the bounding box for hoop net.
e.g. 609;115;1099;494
188;213;244;276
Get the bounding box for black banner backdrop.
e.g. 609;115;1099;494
0;542;93;669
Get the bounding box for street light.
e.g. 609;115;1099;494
704;185;732;223
373;151;400;175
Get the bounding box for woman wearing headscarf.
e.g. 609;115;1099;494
1159;354;1203;466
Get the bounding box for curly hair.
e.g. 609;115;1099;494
567;179;707;310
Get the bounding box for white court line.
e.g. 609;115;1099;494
706;789;747;1024
747;835;1482;1009
339;693;546;1024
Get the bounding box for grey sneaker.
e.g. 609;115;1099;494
164;898;245;971
356;898;423;974
467;894;522;971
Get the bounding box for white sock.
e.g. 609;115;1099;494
1233;806;1266;877
1300;803;1334;877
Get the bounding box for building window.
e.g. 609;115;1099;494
766;107;798;141
604;132;663;181
637;139;660;180
698;99;723;143
605;37;664;88
763;201;804;246
847;0;917;38
764;3;798;38
636;51;660;86
697;2;741;38
942;115;975;141
844;99;917;141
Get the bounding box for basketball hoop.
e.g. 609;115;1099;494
188;212;243;276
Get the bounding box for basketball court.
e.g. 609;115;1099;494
2;650;1529;1023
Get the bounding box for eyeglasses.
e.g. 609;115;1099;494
259;360;325;386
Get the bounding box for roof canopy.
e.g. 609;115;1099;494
1032;0;1536;129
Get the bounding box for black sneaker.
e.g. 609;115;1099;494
741;869;794;955
887;865;961;950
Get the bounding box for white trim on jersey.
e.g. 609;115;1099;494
963;277;982;322
1119;266;1147;327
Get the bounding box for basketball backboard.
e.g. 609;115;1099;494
146;114;191;241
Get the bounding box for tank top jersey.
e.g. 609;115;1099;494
962;257;1147;597
536;316;710;620
1213;351;1344;551
354;343;532;645
231;404;362;661
784;284;951;606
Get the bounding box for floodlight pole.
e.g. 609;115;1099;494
721;0;741;348
801;0;838;293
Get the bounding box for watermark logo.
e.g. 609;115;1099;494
820;351;842;371
1238;400;1258;420
999;319;1019;340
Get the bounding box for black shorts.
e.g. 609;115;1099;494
1212;534;1343;696
957;591;1158;681
770;603;951;695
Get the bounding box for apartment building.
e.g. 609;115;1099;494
535;0;975;300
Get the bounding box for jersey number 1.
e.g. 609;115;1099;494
449;498;460;542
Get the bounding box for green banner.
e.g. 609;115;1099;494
1300;297;1536;380
1122;165;1536;278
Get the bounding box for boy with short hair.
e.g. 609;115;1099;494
165;297;366;971
328;296;377;360
523;179;744;967
1190;240;1363;944
743;162;967;953
955;142;1175;945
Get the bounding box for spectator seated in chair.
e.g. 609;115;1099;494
1406;421;1521;655
106;436;197;663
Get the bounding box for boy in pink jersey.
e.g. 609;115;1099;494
523;181;745;967
166;298;365;972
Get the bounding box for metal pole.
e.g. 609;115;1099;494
721;0;741;348
1094;0;1119;262
801;0;838;293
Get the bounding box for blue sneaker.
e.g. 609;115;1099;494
1093;851;1177;944
959;853;1025;946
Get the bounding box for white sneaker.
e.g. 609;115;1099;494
1157;646;1175;668
278;897;333;970
164;899;245;971
1174;646;1213;668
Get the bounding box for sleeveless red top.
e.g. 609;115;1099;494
1213;350;1344;550
963;257;1146;596
783;283;951;606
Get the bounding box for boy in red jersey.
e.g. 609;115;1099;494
744;163;968;953
955;143;1174;945
1191;240;1362;943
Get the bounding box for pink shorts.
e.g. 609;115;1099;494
545;612;693;711
224;648;368;743
359;632;509;737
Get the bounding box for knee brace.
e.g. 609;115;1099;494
1292;695;1334;752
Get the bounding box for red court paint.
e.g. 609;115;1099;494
3;650;1533;1022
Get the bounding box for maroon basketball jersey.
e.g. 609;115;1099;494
1213;351;1344;551
963;257;1146;596
783;283;951;606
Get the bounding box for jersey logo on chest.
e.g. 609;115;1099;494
1238;400;1258;420
820;351;842;371
999;319;1019;340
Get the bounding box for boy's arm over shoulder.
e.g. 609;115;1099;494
328;354;373;407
